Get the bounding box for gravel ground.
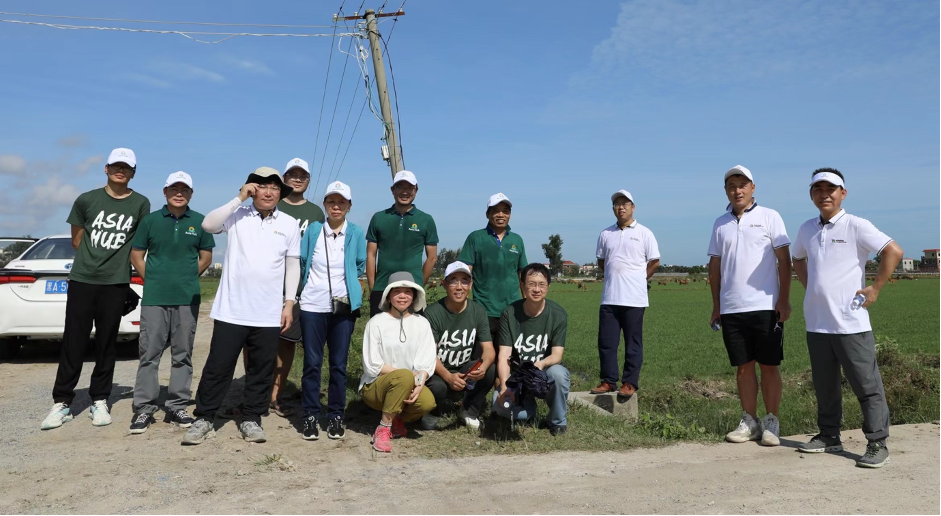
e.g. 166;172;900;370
0;307;938;514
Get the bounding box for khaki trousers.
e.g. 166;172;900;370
361;369;436;422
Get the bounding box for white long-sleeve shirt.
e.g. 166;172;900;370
359;312;436;391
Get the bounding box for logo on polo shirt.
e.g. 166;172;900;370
749;223;764;228
185;226;198;237
831;239;847;244
408;223;420;232
509;244;519;254
273;230;288;238
630;237;640;242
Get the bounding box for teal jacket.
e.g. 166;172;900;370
299;221;367;311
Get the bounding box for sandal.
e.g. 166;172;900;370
269;401;296;418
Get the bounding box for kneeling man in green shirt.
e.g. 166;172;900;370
492;263;570;436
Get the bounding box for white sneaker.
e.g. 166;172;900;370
726;412;761;443
458;408;480;430
760;414;780;446
89;400;112;426
41;402;73;430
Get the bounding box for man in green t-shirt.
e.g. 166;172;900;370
127;171;215;434
365;170;438;316
458;193;528;347
42;148;151;431
492;263;570;436
269;158;325;416
422;261;496;431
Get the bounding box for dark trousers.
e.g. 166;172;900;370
597;305;646;388
426;362;497;418
807;331;890;442
53;280;128;404
193;320;280;424
299;310;356;419
369;290;384;318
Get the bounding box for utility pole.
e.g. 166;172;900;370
338;8;404;178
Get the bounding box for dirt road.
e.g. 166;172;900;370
1;309;937;514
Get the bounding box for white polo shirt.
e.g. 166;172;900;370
792;209;892;334
596;220;660;307
210;202;301;327
300;221;348;313
707;202;790;314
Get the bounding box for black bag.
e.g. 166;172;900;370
324;226;353;316
505;356;554;401
123;286;140;316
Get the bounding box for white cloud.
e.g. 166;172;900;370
75;155;104;175
57;133;90;148
222;56;274;75
150;61;226;83
0;155;27;176
117;72;173;89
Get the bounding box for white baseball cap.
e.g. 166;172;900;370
324;180;352;201
444;261;472;280
810;171;845;188
724;165;753;182
611;190;634;203
164;171;193;189
107;148;136;168
487;192;512;209
392;170;418;186
284;158;310;175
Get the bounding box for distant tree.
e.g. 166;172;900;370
431;247;461;278
542;234;564;277
0;241;33;268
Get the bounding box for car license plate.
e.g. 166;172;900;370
45;280;69;294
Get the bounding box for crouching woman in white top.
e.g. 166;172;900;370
359;271;436;453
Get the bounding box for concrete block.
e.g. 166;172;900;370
568;391;638;421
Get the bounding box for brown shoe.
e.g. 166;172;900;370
617;383;636;400
590;382;617;394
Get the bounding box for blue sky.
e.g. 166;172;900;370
0;0;937;266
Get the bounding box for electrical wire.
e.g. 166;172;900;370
332;96;370;182
0;11;336;28
310;9;343;199
0;19;355;44
315;35;356;187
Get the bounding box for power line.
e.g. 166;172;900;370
333;97;370;183
0;11;336;28
310;12;343;198
316;36;357;182
0;19;357;44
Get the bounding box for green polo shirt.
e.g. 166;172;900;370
277;199;324;237
458;225;528;318
365;204;438;291
131;206;215;306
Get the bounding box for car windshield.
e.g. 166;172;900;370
20;238;76;260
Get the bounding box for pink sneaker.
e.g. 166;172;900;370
372;425;393;453
391;417;407;438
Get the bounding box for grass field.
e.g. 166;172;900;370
201;277;940;456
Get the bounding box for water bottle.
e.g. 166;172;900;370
711;320;721;331
850;293;866;310
502;388;515;409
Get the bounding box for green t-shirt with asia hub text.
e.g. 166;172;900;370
277;199;325;237
424;298;492;370
499;298;567;365
67;188;151;285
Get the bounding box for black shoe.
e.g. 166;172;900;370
170;409;196;428
327;416;346;440
549;424;567;436
129;412;153;434
302;415;320;440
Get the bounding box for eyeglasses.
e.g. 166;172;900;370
166;186;191;194
613;201;632;208
256;185;281;193
446;278;471;286
108;164;134;174
524;281;548;290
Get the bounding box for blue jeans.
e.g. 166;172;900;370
299;310;356;419
491;364;570;427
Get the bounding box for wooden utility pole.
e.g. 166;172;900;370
338;8;404;177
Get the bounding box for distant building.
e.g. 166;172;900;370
920;249;939;272
899;258;914;272
580;263;599;275
212;262;223;270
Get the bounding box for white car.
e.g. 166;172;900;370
0;235;144;360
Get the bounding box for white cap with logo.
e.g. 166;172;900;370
724;165;753;182
324;180;352;201
810;171;845;188
444;261;472;279
107;148;137;168
487;192;512;209
164;171;193;189
611;190;634;203
284;158;310;174
392;170;417;186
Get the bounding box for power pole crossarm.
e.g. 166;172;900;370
364;9;403;177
